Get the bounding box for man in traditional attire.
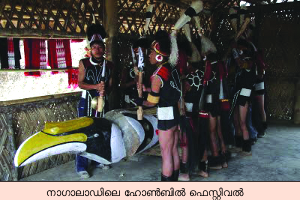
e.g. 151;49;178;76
76;23;115;178
135;30;181;181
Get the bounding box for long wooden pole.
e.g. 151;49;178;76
137;71;143;120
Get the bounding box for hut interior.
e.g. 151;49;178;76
0;0;300;181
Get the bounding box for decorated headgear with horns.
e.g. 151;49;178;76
151;30;171;57
86;23;107;47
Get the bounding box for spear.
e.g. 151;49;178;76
137;47;144;120
97;60;106;115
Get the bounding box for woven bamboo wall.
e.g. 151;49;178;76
0;93;81;180
259;12;300;120
0;112;17;181
211;2;300;120
0;0;103;38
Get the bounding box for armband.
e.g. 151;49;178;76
147;91;160;104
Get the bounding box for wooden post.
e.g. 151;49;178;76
104;0;119;110
104;0;118;63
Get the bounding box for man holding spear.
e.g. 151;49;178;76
76;23;115;178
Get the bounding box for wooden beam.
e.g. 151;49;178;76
0;68;77;72
0;92;81;106
0;29;85;38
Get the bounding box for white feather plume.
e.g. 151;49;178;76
201;35;217;55
169;30;179;67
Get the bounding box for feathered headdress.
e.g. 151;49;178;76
151;30;171;57
86;23;107;47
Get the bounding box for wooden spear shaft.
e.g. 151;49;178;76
137;70;143;120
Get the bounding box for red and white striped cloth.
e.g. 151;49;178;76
48;39;72;74
40;40;47;69
7;38;15;69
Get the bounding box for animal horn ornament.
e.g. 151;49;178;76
174;0;203;30
194;16;217;55
169;0;203;67
144;4;155;34
14;109;159;168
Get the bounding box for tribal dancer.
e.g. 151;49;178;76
135;30;181;181
231;38;256;156
76;23;115;178
246;20;268;139
119;38;152;108
176;34;202;181
204;52;230;169
182;51;209;179
253;49;267;138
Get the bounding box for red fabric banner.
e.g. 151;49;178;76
68;68;79;89
24;39;44;77
48;39;72;74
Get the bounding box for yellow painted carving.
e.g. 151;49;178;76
17;132;87;166
44;117;94;135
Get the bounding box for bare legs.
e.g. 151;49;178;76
239;103;249;140
209;114;228;168
256;95;267;123
159;125;180;178
233;102;249;141
178;130;190;181
233;102;252;154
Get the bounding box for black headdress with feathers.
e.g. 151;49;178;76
152;30;171;56
86;24;107;47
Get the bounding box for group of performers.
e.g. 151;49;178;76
76;2;268;181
